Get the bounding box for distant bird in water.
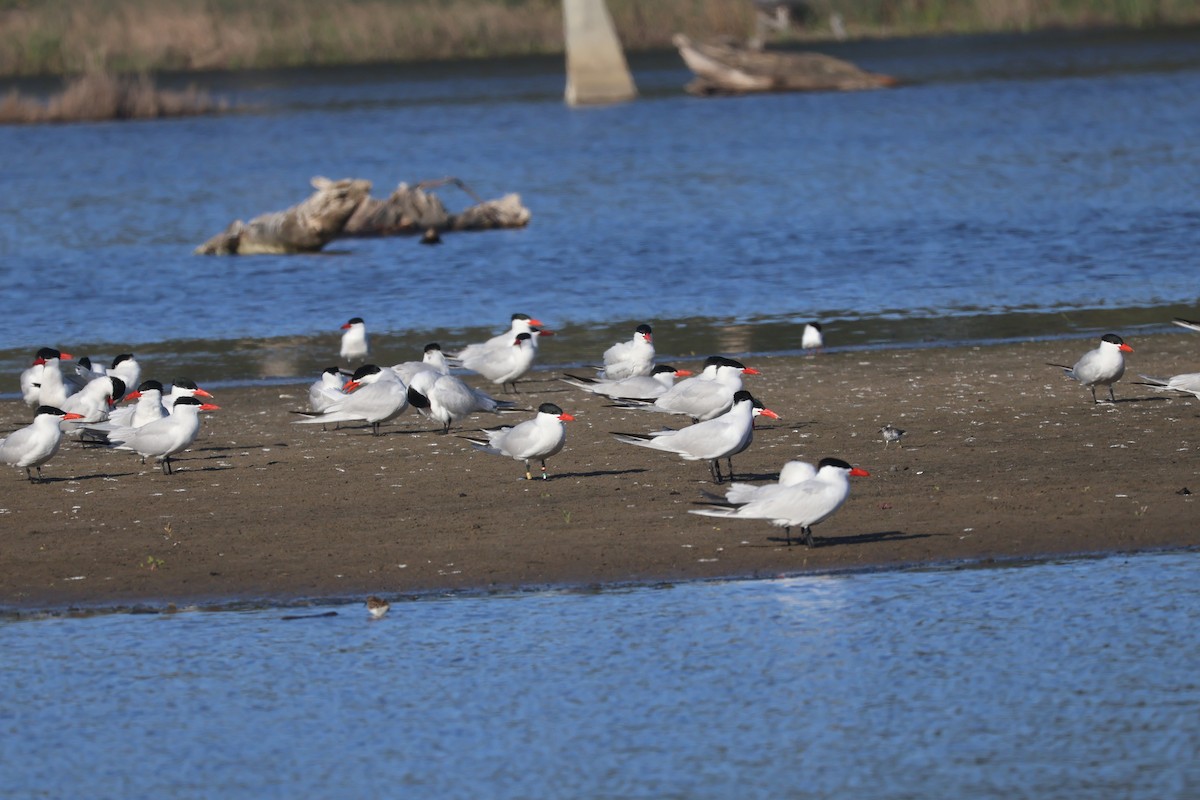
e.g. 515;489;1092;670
366;596;390;619
881;424;906;448
420;228;442;245
801;322;824;353
340;317;370;363
1047;333;1133;404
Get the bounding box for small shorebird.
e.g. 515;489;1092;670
366;596;390;619
461;402;574;480
1047;333;1133;404
690;457;869;547
340;317;369;363
881;424;906;448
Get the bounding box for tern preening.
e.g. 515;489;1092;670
106;395;220;474
612;390;779;483
392;342;452;387
689;457;869;547
597;323;655;380
1047;333;1133;404
0;405;85;482
308;367;347;413
406;369;515;433
293;364;408;435
461;402;574;480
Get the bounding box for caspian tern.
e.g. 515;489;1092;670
1172;317;1200;334
406;369;515;433
457;331;544;394
60;375;126;425
455;314;545;357
1134;372;1200;400
689;457;870;547
802;322;824;353
67;356;108;391
461;402;575;480
115;380;170;428
598;324;655;380
163;379;214;412
391;342;452;386
719;460;818;506
0;405;85;482
309;367;347;413
612;390;779;483
559;364;692;399
107;354;141;391
340;317;370;363
292;363;409;434
1047;333;1133;404
20;348;74;408
614;356;759;422
106;395;220;474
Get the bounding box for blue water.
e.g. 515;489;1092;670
2;549;1197;798
2;30;1200;389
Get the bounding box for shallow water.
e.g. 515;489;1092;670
2;30;1199;389
2;550;1197;798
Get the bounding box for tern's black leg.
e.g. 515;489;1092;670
803;527;815;548
784;526;792;546
1108;385;1116;403
540;459;549;480
726;457;734;482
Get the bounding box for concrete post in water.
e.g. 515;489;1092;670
563;0;637;106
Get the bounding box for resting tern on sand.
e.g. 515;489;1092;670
406;369;516;433
308;367;347;413
717;460;819;506
597;323;655;380
614;356;759;422
455;313;545;358
612;390;779;483
1134;372;1200;400
392;342;452;386
559;364;692;399
162;379;214;412
60;375;126;428
1047;333;1133;404
20;347;74;408
293;364;409;435
106;395;220;474
0;405;85;482
461;402;575;480
457;331;550;394
690;457;869;547
340;317;370;363
106;380;169;429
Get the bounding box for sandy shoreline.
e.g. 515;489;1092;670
3;333;1198;614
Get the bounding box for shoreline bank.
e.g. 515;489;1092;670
3;333;1199;614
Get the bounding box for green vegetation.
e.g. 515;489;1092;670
0;0;1197;78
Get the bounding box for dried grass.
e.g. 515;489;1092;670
0;71;227;124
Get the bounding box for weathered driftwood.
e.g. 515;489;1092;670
195;177;372;255
673;33;898;96
341;178;531;237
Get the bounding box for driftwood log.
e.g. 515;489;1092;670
196;177;531;255
341;178;531;236
673;33;898;96
195;177;371;255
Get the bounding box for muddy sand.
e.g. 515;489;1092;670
2;333;1197;613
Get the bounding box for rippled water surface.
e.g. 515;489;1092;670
2;550;1197;798
2;30;1200;387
